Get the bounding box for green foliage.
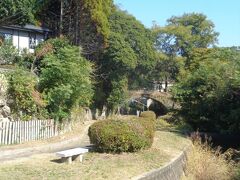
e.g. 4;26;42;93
27;38;71;75
88;114;156;153
108;9;157;88
38;0;113;59
167;13;218;48
151;53;183;85
101;31;138;110
35;37;70;57
0;0;36;25
82;0;113;45
107;77;128;111
139;111;157;144
103;32;137;75
39;43;93;121
96;9;157;109
98;31;138;109
7;68;47;120
14;38;70;73
234;167;240;180
173;48;240;132
157;112;193;133
0;43;20;65
140;111;156;120
109;10;156;69
188;47;240;71
154;13;219;67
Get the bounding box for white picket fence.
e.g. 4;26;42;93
0;120;58;145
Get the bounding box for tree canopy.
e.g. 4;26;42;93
108;9;157;89
95;9;157;110
173;48;240;132
0;0;36;25
37;0;113;60
154;13;219;67
109;10;156;70
38;38;93;121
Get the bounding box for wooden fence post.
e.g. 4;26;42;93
0;120;60;145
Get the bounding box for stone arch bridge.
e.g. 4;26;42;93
128;90;179;116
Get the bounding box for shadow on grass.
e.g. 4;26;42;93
50;155;81;164
50;158;62;164
155;128;189;139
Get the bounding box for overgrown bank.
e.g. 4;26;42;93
183;134;238;180
157;116;240;180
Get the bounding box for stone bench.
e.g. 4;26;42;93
56;147;88;164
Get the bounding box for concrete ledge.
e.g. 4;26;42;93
133;146;191;180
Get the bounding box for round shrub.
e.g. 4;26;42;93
140;111;156;120
139;112;156;145
140;121;155;144
88;117;155;153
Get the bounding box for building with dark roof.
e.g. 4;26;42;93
0;24;50;53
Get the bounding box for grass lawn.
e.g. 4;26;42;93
0;131;190;180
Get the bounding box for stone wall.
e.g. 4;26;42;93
133;146;191;180
57;107;93;134
0;73;11;123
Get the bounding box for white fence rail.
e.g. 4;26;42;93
0;120;58;145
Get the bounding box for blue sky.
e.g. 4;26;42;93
114;0;240;47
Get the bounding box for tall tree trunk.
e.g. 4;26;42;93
165;76;168;92
75;1;79;45
59;0;63;36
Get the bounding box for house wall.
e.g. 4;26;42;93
0;27;45;53
12;30;19;49
18;31;29;50
0;28;13;35
153;82;174;92
0;27;15;48
35;34;44;53
36;34;44;44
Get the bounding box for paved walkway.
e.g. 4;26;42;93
0;121;94;162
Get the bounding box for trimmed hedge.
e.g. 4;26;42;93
139;111;156;144
140;111;156;120
88;111;156;153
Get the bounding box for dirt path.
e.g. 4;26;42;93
0;120;95;162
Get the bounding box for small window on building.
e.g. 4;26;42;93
29;33;36;49
0;32;13;45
